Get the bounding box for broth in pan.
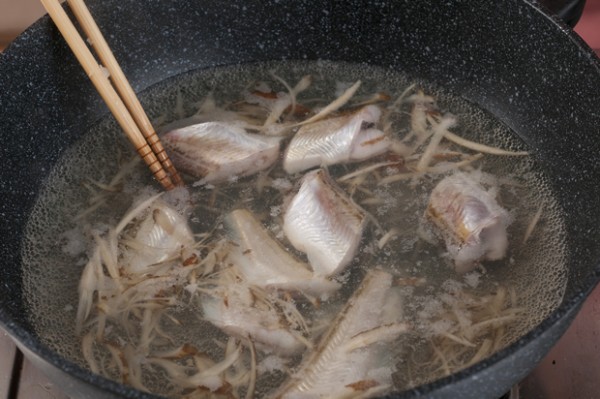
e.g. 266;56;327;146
22;60;567;397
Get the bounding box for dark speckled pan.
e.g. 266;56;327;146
0;1;599;398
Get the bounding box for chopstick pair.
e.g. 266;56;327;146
40;0;182;190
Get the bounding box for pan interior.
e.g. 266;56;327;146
20;60;568;395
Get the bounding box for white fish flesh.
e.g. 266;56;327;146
272;269;408;398
283;105;390;174
225;209;340;297
162;121;282;183
76;194;196;333
426;171;512;274
202;278;307;356
120;198;195;274
283;169;367;277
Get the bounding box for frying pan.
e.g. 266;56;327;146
1;0;599;398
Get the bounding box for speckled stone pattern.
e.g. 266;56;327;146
0;1;599;398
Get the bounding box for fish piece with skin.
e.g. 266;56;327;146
201;275;308;356
224;209;340;298
425;171;512;274
283;168;367;277
283;105;390;174
119;198;196;274
272;268;408;398
162;121;282;183
76;194;196;333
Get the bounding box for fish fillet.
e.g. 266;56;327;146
202;281;307;356
120;199;195;274
272;269;407;398
426;171;511;273
284;105;390;174
283;169;367;277
162;121;282;183
225;209;340;297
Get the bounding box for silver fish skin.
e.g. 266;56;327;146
224;209;340;298
202;282;306;356
272;269;408;398
162;121;282;183
120;199;195;274
283;105;390;174
283;169;367;277
426;171;511;274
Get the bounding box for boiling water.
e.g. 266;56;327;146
22;60;567;396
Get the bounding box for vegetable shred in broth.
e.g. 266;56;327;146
22;61;567;397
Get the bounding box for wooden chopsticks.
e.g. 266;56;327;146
40;0;182;190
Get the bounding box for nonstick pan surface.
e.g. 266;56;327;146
1;1;600;398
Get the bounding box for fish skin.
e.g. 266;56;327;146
271;269;407;398
162;121;282;183
121;200;194;274
283;105;390;174
426;171;511;274
283;169;367;277
224;209;340;297
202;283;307;356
